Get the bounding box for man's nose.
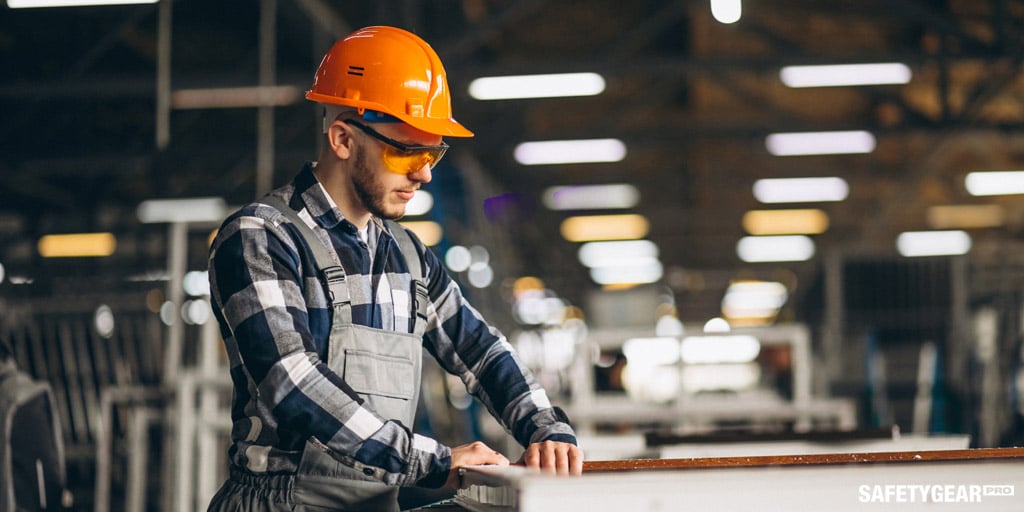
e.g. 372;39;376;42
408;163;432;183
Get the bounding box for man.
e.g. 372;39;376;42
207;26;582;511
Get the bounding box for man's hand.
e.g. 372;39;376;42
445;441;510;489
517;440;584;476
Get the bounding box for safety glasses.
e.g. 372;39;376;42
344;119;449;174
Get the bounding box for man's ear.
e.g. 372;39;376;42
327;120;354;160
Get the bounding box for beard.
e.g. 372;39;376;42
351;148;406;220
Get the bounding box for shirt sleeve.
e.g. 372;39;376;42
413;234;578;448
208;205;451;486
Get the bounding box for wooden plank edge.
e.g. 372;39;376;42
582;447;1024;472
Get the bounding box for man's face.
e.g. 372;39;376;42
348;121;440;220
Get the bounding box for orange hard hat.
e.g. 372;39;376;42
306;26;473;138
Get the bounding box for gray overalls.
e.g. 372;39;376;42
208;195;430;512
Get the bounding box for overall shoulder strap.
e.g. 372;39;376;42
385;220;429;334
385;220;422;280
260;195;351;323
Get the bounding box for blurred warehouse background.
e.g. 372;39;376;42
3;0;1024;510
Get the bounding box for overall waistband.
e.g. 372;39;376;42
228;466;295;490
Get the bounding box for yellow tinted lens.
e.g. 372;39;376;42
382;147;442;174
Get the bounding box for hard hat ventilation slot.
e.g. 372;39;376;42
347;66;365;76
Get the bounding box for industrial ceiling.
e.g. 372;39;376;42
3;0;1024;323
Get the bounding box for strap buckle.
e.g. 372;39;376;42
322;265;350;304
413;280;429;321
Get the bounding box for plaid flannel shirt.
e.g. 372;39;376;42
208;163;576;487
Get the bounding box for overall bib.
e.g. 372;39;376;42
209;196;429;512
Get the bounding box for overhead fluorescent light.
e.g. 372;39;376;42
710;0;742;24
398;221;443;246
722;281;788;321
9;0;157;6
171;86;301;109
722;281;788;310
468;72;606;100
780;63;912;88
765;130;876;156
623;337;681;366
965;170;1024;196
137;197;227;224
753;177;849;203
927;204;1005;229
38;233;117;258
591;259;663;285
514;139;626;165
736;235;816;262
742;208;829;235
560;214;650;242
577;240;659;268
896;230;971;257
542;183;640;210
680;335;761;364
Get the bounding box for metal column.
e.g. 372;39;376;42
155;0;172;150
255;0;277;198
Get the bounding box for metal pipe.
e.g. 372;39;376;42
162;221;187;384
94;386;163;512
823;248;844;384
126;408;158;512
155;0;172;150
173;373;197;512
196;316;225;510
255;0;277;198
160;220;187;512
173;371;233;512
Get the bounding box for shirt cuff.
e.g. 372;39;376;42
415;455;451;488
526;407;578;446
410;438;452;488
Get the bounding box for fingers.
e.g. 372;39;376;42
519;441;584;476
568;444;584;475
445;441;510;489
454;440;510;467
542;441;558;473
446;440;583;489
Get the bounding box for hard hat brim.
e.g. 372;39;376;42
401;115;475;138
306;93;474;138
